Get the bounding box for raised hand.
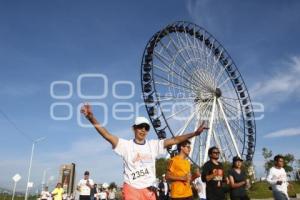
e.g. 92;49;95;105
194;121;209;136
81;103;93;118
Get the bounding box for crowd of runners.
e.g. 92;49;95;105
39;172;117;200
39;103;291;200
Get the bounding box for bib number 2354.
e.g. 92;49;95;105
131;168;149;180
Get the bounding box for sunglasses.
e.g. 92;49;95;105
134;124;150;131
212;151;220;154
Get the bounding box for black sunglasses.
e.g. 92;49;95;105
212;151;220;154
134;124;150;131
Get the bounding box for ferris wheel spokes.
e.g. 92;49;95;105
189;106;201;159
203;96;217;162
217;98;241;158
212;129;226;162
154;47;203;89
167;108;198;153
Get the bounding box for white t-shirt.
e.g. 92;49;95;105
163;182;168;195
114;138;166;189
99;191;107;200
267;167;288;195
108;189;116;199
194;177;206;199
41;191;51;199
77;179;94;196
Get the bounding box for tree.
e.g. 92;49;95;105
156;157;168;179
262;147;273;174
262;147;272;160
283;154;295;174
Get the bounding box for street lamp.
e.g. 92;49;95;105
24;137;46;200
12;174;21;200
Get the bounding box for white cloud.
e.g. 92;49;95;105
185;0;237;36
186;0;215;29
251;55;300;109
264;127;300;138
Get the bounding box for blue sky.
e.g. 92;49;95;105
0;0;300;192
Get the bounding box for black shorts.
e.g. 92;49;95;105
79;195;90;200
171;197;193;200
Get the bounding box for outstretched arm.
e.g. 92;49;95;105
81;103;119;148
163;121;208;148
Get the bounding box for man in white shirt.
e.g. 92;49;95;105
267;155;289;200
40;186;51;200
77;171;94;200
81;104;208;200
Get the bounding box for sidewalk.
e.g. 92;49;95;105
252;198;300;200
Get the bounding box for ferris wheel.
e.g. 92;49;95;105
141;21;256;165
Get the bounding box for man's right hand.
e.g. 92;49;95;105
81;103;93;118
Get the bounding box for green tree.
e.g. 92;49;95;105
156;157;168;179
262;147;272;159
283;154;295;174
262;147;273;174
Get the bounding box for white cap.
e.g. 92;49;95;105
102;183;109;188
134;116;150;126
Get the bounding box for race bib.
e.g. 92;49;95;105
130;167;151;181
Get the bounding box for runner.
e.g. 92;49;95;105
52;183;64;200
228;156;250;200
81;103;208;200
201;147;228;200
267;155;289;200
40;186;51;200
77;171;94;200
166;140;200;200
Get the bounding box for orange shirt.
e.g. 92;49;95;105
167;155;192;198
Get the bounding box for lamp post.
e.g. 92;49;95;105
24;137;46;200
12;174;21;200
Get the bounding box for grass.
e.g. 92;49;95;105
248;181;273;199
0;195;37;200
248;181;300;199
